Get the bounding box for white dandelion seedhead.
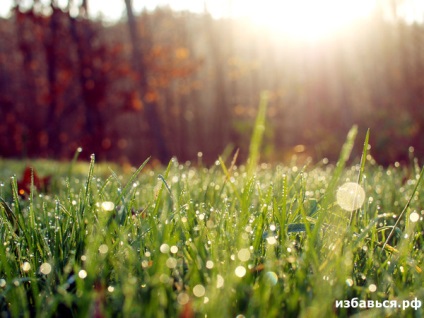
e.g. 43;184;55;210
337;182;365;211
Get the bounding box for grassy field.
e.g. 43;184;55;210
0;129;423;317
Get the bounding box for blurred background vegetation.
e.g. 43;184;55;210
0;0;423;166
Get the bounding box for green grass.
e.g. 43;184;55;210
1;124;424;316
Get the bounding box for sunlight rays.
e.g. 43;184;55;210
242;0;376;40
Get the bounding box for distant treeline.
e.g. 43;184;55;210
0;3;423;165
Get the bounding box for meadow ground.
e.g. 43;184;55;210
0;127;423;317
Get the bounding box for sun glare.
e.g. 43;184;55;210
244;0;376;40
0;0;377;39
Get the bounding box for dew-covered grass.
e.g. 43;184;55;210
1;99;424;317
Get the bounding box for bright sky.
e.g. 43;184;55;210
1;0;423;40
0;0;225;19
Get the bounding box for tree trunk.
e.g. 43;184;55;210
44;5;60;155
124;0;170;163
204;13;230;154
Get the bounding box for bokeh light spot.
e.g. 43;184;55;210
368;284;377;292
160;243;170;253
264;271;278;286
99;244;109;254
235;266;247;277
237;248;251;262
410;211;420;223
337;182;365;211
101;201;115;211
193;284;206;297
40;263;52;275
166;257;177;269
78;270;87;279
217;275;224;288
266;236;277;245
22;262;31;272
177;292;190;305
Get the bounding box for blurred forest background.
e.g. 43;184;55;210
0;0;423;166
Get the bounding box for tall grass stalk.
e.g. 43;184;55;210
247;91;269;178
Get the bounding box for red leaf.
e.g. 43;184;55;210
17;167;51;197
179;300;194;318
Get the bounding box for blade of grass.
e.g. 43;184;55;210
158;174;172;198
120;157;151;198
67;147;83;180
312;126;357;240
218;155;242;204
247;91;269;178
381;165;424;252
0;197;18;232
349;128;370;226
110;157;151;224
80;154;96;218
357;128;370;185
9;176;34;261
153;159;173;221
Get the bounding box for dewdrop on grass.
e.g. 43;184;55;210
337;182;365;211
